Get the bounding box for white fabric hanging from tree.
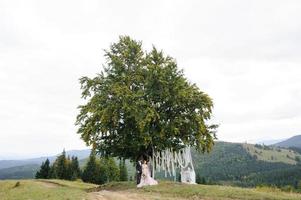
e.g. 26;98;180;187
151;146;196;184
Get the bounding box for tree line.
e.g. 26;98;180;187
35;150;80;180
35;150;128;184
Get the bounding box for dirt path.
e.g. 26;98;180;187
87;190;185;200
35;180;60;188
88;190;162;200
34;180;185;200
88;190;143;200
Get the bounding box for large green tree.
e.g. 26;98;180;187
76;36;217;161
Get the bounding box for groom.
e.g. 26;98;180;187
136;156;143;184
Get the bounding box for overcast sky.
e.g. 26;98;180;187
1;0;301;159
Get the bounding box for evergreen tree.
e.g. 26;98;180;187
49;164;56;179
42;150;80;181
35;158;50;179
55;149;68;179
65;156;73;180
35;167;42;179
119;159;128;181
81;151;100;184
70;156;81;180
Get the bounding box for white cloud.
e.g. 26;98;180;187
0;0;301;158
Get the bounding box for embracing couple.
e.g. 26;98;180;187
136;156;158;188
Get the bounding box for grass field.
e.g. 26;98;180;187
243;143;299;164
1;179;301;200
100;181;301;200
0;179;97;200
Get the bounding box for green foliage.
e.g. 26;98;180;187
97;161;107;184
106;157;120;182
81;151;99;184
98;157;120;183
192;142;301;187
196;173;206;184
81;151;120;184
53;150;68;179
76;36;217;161
245;165;301;187
35;159;50;179
119;159;128;181
70;156;81;180
35;150;81;181
49;164;56;179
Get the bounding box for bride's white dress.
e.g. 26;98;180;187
137;163;158;187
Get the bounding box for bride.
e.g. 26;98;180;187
137;160;158;187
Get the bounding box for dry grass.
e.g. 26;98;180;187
1;179;301;200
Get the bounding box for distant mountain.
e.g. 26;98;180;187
0;149;90;170
257;139;286;145
0;149;91;180
0;164;39;179
273;135;301;148
64;149;91;160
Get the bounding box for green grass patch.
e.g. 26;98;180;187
0;179;98;200
243;143;299;164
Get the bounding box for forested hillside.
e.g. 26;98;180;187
193;142;301;187
0;164;39;179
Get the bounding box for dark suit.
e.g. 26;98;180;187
136;161;142;184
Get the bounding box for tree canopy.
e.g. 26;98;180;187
76;36;217;161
